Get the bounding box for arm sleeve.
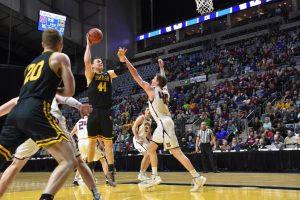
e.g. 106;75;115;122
56;95;82;110
114;62;128;76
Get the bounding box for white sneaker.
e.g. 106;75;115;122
144;175;162;188
190;176;206;192
138;173;149;181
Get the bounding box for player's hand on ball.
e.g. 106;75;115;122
158;59;164;69
79;104;93;117
86;34;93;47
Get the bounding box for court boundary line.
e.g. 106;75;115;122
120;182;300;191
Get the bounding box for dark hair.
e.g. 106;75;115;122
42;29;62;48
92;57;102;63
156;74;167;88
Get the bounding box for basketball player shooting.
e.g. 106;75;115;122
84;29;127;185
117;48;206;191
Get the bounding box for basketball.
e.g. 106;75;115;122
87;28;103;43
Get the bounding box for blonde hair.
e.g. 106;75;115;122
42;29;62;48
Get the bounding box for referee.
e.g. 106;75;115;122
195;122;219;173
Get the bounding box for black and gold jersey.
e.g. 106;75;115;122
19;51;61;103
87;71;112;109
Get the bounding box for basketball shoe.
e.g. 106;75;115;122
190;176;206;192
144;175;162;188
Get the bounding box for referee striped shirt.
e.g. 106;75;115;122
197;129;213;143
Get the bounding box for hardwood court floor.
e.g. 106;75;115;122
1;172;300;200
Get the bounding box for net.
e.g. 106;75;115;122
195;0;214;15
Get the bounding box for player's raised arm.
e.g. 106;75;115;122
158;59;168;91
84;35;94;84
158;59;165;76
0;97;19;117
117;48;154;98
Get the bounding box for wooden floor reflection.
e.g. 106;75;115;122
1;172;300;200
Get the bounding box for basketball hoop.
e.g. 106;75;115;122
195;0;214;15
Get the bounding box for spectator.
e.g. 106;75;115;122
295;121;300;134
265;128;274;139
219;139;231;152
227;120;237;135
230;137;241;151
284;130;297;148
246;131;257;150
263;117;272;130
275;122;287;138
274;131;285;143
185;128;195;141
250;117;262;132
271;134;284;150
215;127;229;145
260;132;271;145
265;102;275;118
284;107;298;124
257;138;266;149
186;136;195;152
180;138;188;152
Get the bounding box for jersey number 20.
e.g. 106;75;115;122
24;60;45;84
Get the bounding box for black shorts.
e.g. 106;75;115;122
87;108;113;141
0;98;69;161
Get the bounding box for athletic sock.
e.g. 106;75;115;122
39;193;54;200
91;186;101;199
152;167;158;176
189;169;200;178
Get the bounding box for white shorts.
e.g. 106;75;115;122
78;139;104;161
14;139;39;159
14;117;79;159
152;117;179;150
133;137;149;153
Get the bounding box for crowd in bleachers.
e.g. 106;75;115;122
113;28;300;98
54;25;300;157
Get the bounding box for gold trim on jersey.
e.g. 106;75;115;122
36;101;69;148
0;144;11;160
87;135;112;141
87;136;99;140
98;135;113;141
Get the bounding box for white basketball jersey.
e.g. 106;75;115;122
137;116;152;139
76;118;88;140
148;87;171;122
50;97;65;122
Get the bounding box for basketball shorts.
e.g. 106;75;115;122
78;139;104;161
133;137;149;153
87;108;113;141
152;117;179;150
13;102;80;159
0;98;69;161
